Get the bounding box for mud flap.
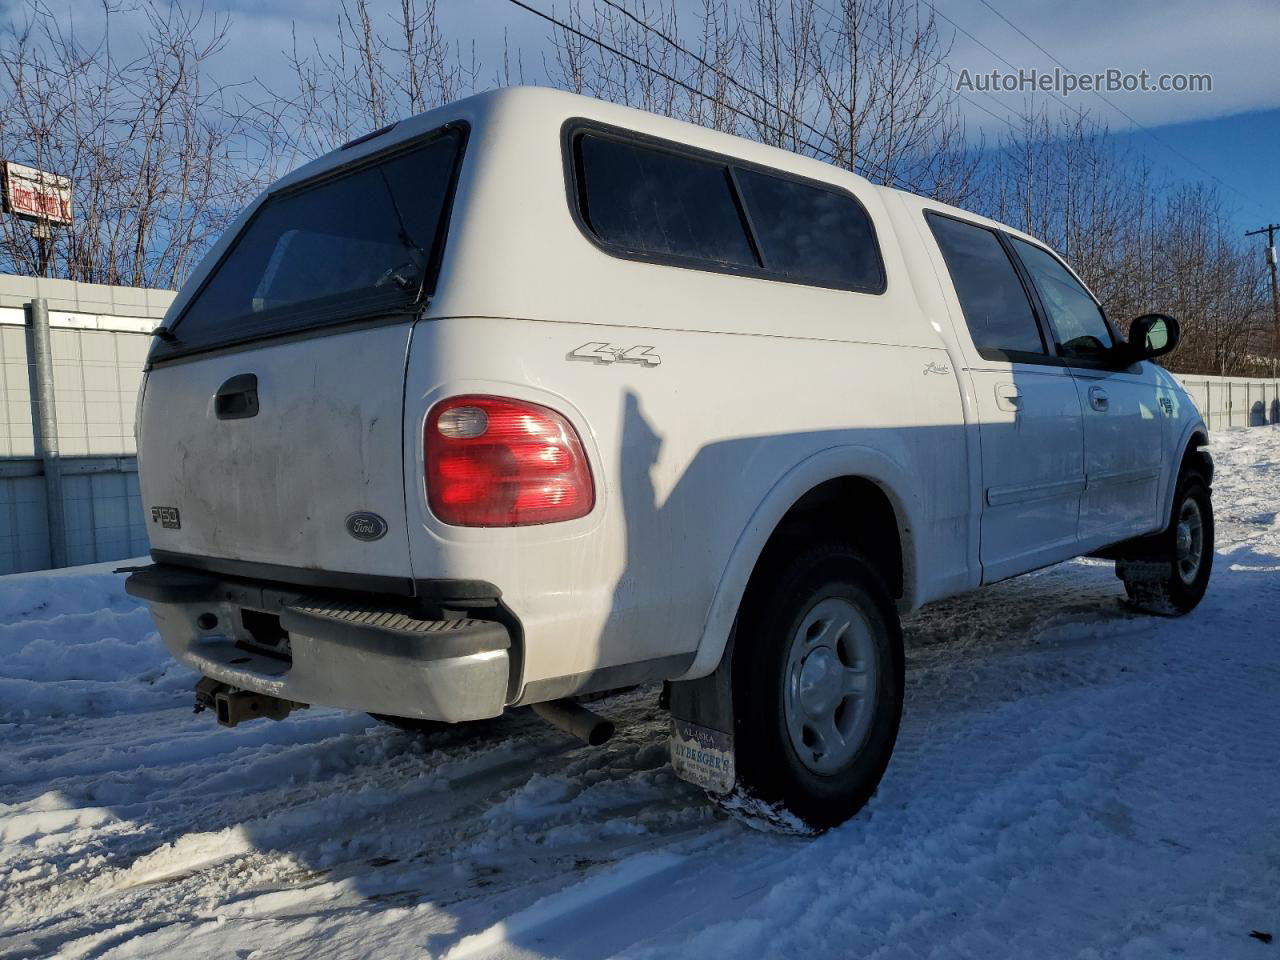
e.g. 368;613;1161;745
666;630;736;795
670;719;735;794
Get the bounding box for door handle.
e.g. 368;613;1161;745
214;373;259;420
995;383;1022;412
1088;386;1109;412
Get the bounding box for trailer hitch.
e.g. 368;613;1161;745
193;677;307;727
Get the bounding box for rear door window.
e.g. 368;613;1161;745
1008;237;1115;358
575;134;756;267
163;127;466;357
735;168;883;291
927;213;1047;359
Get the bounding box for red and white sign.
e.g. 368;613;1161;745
2;162;72;225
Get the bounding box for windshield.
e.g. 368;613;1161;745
163;126;465;355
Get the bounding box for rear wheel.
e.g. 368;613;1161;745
732;543;904;831
1118;470;1214;615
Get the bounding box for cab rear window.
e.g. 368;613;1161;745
161;126;466;357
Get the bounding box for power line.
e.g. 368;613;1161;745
588;0;1016;189
808;0;1029;137
929;3;1020;76
589;0;1052;183
967;0;1267;216
515;0;1265;219
504;0;925;191
506;0;870;179
922;1;1090;125
593;0;844;169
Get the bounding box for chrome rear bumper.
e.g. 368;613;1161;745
126;564;512;722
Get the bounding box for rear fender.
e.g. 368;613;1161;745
677;444;921;681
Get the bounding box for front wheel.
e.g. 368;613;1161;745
1118;470;1214;615
732;544;904;831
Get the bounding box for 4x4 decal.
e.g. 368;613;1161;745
568;342;662;367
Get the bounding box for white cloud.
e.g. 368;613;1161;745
938;0;1280;132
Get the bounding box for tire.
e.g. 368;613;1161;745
731;542;904;831
1118;470;1214;615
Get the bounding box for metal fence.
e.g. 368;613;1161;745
0;270;1277;576
1170;374;1280;430
0;457;148;571
0;274;172;575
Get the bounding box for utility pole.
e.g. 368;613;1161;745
1245;223;1280;378
26;298;67;568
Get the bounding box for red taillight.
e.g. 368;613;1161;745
425;395;595;527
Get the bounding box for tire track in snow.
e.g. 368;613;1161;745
2;429;1278;959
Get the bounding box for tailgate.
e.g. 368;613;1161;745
138;324;414;577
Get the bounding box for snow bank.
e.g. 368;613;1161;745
0;559;193;722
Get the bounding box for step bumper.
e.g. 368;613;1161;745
125;564;512;722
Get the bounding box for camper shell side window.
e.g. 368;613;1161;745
564;120;887;295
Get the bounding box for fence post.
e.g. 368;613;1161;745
25;298;68;568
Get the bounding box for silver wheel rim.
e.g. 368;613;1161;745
1175;496;1204;585
783;597;879;776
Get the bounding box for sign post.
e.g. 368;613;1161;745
2;161;74;277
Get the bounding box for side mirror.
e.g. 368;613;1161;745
1124;313;1180;363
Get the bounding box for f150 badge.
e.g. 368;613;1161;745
150;506;180;529
568;342;662;367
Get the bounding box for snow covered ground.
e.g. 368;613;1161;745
2;427;1278;960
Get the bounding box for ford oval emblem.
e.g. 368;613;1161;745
345;511;388;542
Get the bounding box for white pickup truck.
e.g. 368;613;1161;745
126;87;1213;830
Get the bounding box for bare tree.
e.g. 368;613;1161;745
1151;185;1266;375
2;0;1266;379
262;0;478;164
803;0;979;201
545;0;742;131
976;104;1266;375
0;1;269;287
544;0;980;202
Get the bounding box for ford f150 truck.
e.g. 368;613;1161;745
126;87;1213;830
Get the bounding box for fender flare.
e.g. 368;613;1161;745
1162;417;1210;520
676;444;923;680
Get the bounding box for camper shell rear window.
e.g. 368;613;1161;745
156;123;467;360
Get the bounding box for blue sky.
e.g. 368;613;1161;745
924;0;1280;236
6;0;1278;234
1112;108;1280;237
331;0;1280;233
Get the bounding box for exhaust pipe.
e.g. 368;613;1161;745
532;698;615;746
